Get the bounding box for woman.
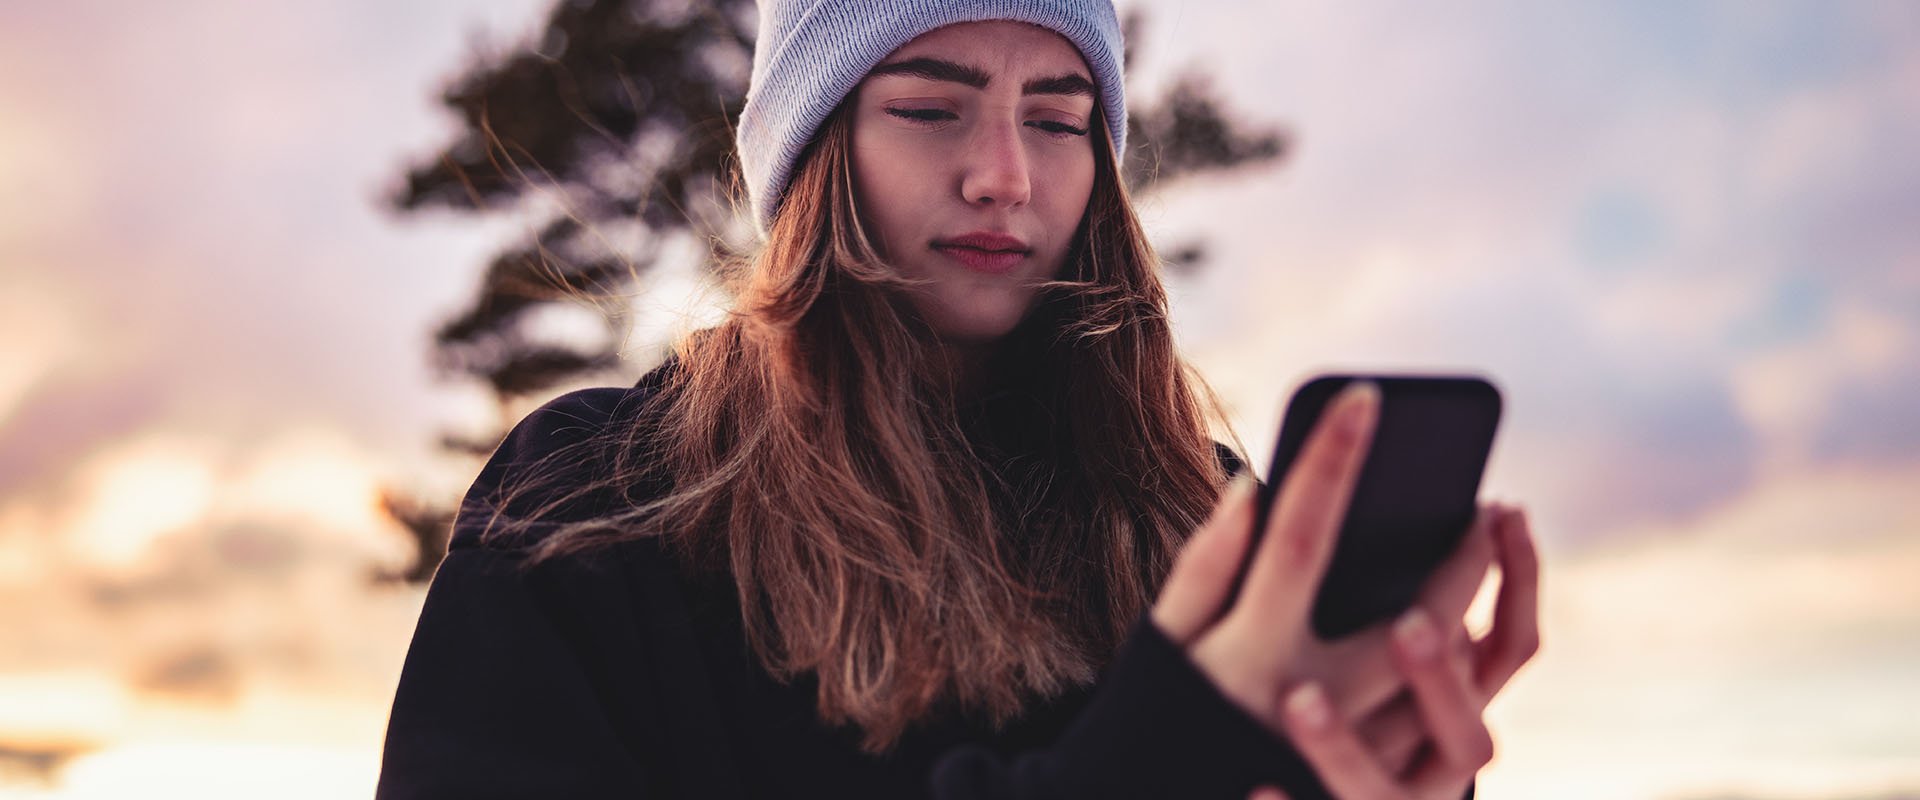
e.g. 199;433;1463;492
375;2;1541;798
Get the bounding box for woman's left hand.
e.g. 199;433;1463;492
1249;504;1543;800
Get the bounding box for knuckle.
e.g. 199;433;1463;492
1306;432;1360;483
1470;731;1497;768
1466;729;1497;767
1515;533;1542;572
1519;627;1542;660
1280;519;1324;566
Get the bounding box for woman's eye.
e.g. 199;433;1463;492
1026;120;1090;137
885;108;956;123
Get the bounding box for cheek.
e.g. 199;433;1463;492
1040;143;1094;198
1038;153;1096;245
850;138;932;257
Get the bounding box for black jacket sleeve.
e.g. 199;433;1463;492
930;438;1311;799
932;614;1333;800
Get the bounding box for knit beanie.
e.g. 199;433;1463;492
736;0;1128;235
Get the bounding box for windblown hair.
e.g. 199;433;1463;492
487;103;1239;753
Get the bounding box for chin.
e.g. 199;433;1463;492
920;304;1030;345
900;282;1048;346
929;316;1023;344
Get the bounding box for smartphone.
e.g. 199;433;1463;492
1230;374;1503;640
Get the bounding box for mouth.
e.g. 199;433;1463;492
931;232;1031;275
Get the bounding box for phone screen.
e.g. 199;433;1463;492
1238;375;1502;639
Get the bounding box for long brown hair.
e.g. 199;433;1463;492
485;102;1239;752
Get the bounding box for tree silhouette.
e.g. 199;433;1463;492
376;0;1288;583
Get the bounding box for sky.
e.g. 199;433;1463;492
1;1;1917;798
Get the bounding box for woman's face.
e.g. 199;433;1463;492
849;21;1099;345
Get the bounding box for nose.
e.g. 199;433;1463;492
959;119;1031;209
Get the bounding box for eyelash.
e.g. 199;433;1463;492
884;107;1088;138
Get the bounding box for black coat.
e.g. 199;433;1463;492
374;365;1470;799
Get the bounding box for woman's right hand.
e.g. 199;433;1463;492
1149;382;1508;775
1150;380;1382;724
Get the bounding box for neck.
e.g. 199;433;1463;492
934;338;1000;406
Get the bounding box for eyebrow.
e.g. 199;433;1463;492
869;57;1095;98
1022;74;1096;98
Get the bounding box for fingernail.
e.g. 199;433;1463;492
1286;683;1331;730
1340;381;1380;434
1395;607;1440;661
1498;507;1527;541
1212;473;1256;518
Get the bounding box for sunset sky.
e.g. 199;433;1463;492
2;1;1917;798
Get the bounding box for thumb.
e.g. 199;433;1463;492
1248;787;1292;800
1152;472;1257;645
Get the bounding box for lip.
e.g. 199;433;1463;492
934;231;1031;252
931;231;1030;275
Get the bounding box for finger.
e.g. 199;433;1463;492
1311;506;1493;721
1305;629;1406;721
1391;607;1496;777
1402;720;1495;797
1227;382;1380;652
1152;472;1259;645
1449;620;1479;700
1318;507;1496;724
1353;690;1429;778
1415;503;1498;627
1281;681;1404;800
1248;787;1291;800
1473;506;1542;697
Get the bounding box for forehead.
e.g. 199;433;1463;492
878;20;1092;79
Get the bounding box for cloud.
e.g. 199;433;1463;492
0;427;427;788
1731;300;1920;468
1147;0;1920;550
1481;461;1920;799
0;426;412;580
0;0;562;505
60;436;222;572
0;276;92;429
55;739;379;800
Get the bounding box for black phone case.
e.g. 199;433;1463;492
1236;375;1502;640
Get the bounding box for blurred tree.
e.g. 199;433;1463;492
376;0;1288;583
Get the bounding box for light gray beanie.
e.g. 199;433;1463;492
736;0;1128;235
